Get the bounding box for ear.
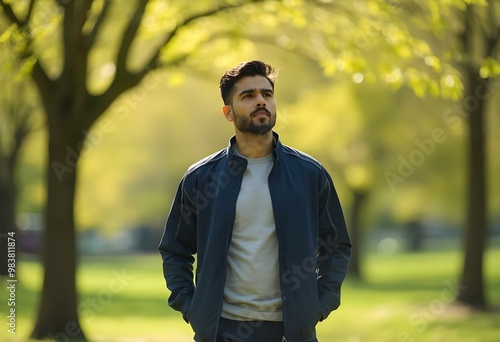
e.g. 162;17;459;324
222;105;234;122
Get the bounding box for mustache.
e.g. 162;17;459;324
251;108;271;116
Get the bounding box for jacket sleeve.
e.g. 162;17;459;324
317;169;352;321
158;175;197;319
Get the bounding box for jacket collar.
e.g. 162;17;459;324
227;131;282;164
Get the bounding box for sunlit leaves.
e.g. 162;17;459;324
463;0;488;6
28;3;62;39
382;65;404;89
440;72;463;99
380;65;462;100
18;54;35;78
0;0;63;77
0;23;15;43
263;0;468;100
479;57;500;78
139;0;180;39
280;0;470;100
1;22;30;56
160;24;211;62
82;0;106;34
344;163;373;191
424;55;441;72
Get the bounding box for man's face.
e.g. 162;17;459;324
223;76;277;135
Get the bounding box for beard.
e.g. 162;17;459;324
232;107;276;135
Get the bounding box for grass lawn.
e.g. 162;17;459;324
1;239;499;341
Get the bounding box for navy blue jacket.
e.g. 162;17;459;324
159;132;351;342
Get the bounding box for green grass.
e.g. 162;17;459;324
1;241;499;342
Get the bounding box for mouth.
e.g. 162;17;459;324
252;109;271;118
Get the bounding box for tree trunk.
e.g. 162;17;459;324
347;188;369;279
0;159;16;277
31;123;87;340
456;67;489;310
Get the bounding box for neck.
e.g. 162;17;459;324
234;131;274;158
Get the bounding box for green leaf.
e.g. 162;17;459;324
0;23;16;44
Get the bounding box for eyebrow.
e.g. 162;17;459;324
238;88;274;97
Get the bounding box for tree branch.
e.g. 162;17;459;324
0;0;52;100
25;0;36;24
115;0;148;76
31;60;55;113
487;0;497;38
92;0;280;131
143;0;270;75
462;4;474;58
1;80;36;171
80;0;94;31
60;0;93;68
61;0;76;77
470;5;490;42
485;0;500;57
489;27;500;57
58;0;92;119
0;0;23;26
92;1;266;130
85;0;111;51
154;29;237;72
10;111;32;170
86;0;149;130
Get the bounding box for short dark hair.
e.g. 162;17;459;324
219;60;277;105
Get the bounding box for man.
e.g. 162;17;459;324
159;60;351;342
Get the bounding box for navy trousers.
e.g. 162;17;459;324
216;317;318;342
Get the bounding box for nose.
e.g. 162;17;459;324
256;94;266;107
